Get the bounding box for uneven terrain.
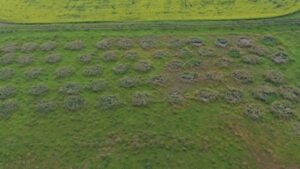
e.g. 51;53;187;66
1;1;300;169
1;17;300;168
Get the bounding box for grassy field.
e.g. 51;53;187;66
0;18;300;169
0;0;300;23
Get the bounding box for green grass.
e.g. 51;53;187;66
0;0;300;23
0;20;300;169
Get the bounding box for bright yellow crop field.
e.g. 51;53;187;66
0;0;300;23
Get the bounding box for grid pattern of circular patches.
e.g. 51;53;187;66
0;35;299;121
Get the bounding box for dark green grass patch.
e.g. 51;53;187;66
0;26;299;169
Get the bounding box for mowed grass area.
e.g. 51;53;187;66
0;0;300;23
0;22;300;169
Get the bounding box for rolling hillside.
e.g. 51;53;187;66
1;22;300;169
0;0;300;23
1;1;300;169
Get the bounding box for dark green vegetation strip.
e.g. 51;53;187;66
0;12;300;169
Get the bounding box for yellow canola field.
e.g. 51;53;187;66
0;0;300;23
